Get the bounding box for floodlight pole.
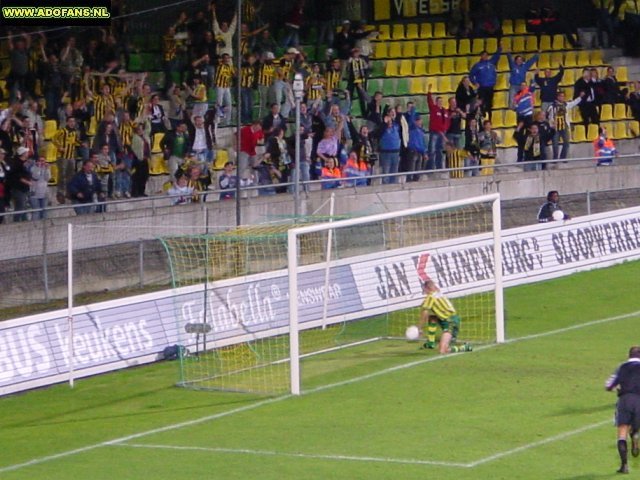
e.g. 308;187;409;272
235;0;243;226
67;223;75;388
293;73;304;220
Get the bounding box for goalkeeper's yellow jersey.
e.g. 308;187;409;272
421;292;456;320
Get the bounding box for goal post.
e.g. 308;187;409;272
287;193;504;395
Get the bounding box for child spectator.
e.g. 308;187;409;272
167;174;194;205
218;161;254;200
320;156;342;189
593;126;617;166
343;151;370;187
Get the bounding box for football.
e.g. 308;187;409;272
552;210;564;221
405;325;420;341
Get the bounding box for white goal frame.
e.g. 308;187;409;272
287;193;504;395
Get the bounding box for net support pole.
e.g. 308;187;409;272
492;196;505;343
320;193;336;330
67;223;75;388
287;230;301;395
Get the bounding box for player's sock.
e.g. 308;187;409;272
450;343;472;353
426;324;437;346
618;439;628;470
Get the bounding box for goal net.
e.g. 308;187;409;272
159;194;503;396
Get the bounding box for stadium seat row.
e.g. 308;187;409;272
375;18;529;41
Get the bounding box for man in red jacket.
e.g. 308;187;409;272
427;84;450;170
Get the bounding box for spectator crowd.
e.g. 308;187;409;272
0;0;639;221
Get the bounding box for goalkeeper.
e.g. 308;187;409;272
418;281;472;354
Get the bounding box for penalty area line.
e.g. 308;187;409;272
0;309;637;474
115;442;470;468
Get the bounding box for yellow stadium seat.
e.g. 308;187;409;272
410;77;426;94
571;106;583;124
537;53;551;70
630;121;640;137
514;19;527;34
587;123;599;141
427;58;441;75
552;35;565;50
378;24;391;41
44;141;57;162
504;110;517;127
406;23;419;40
525;36;538;52
600;104;614;121
48;164;58;186
425;77;438;94
550;52;563;67
152;132;165;153
149;153;169;175
577;51;590;66
472;38;485;54
458;38;471;55
493;91;509;109
414;58;427;76
374;42;388;59
502;128;518;147
539;35;552;51
87;116;97;136
512;36;526;53
392;24;405;40
497;55;509;72
614;103;630;119
614;121;630;139
590;50;603;65
485;38;498;52
385;60;399;76
399;59;413;76
572;124;586;143
501;37;512;52
617;66;628;83
402;42;416;57
43;119;57;140
560;68;575;87
439;76;453;93
430;40;444;56
416;41;429;57
495;74;508;90
454;56;469;74
502;19;514;35
433;22;446;38
388;42;402;58
563;51;577;67
441;57;455;74
491;110;504;128
444;39;457;56
420;23;433;39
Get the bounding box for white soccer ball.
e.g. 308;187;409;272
405;325;420;341
552;210;564;221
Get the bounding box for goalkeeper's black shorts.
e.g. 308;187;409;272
616;393;640;429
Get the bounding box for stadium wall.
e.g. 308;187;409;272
2;205;640;396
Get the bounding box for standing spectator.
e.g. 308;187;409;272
574;68;600;127
345;47;369;116
162;27;180;92
507;51;539;107
214;54;235;125
406;115;428;182
257;52;276;117
333;21;355;61
197;31;220;88
314;0;338;58
469;45;502;116
31;156;51;220
148;94;167;138
593;0;617;48
627;81;640;121
161;121;190;179
52;116;81;203
377;112;401;184
68;160;104;215
184;76;208;119
262;103;285;138
478;120;500;173
94;145;114;198
522;123;547;171
366;91;385;131
427;85;450;170
186;115;215;168
131;120;151;197
353;125;375;170
265;128;291;191
59;36;84;92
446;98;465;148
619;0;640;56
546;90;584;160
324;57;343;93
282;0;305;48
305;63;326;107
39;42;64;121
240;53;258;124
455;76;477;114
212;5;238;58
593;126;617;166
94;83;116;125
535;66;564;113
513;120;529;163
343;151;370;187
239;121;264;176
254;30;278;56
7;147;32;222
533;110;555;169
513;82;536;126
7;31;30;103
113;147;133;198
602;67;626;105
0;149;9;223
464;116;481;160
167;84;188;130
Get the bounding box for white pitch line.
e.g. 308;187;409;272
117;442;470;468
467;419;611;467
1;309;638;474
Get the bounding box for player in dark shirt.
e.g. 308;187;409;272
606;345;640;474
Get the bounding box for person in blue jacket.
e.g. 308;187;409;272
507;51;539;107
469;44;502;117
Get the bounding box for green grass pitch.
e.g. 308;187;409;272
1;261;640;479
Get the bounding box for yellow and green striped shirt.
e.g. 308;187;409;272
214;64;235;88
325;68;342;91
421;292;456;320
52;127;80;160
257;62;275;87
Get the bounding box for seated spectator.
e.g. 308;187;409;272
68;159;105;215
537;190;570;222
0;149;8;222
29;156;50;219
7;146;32;222
262;103;286;138
167;174;194;205
94;145;114;197
320;156;342;189
593;126;617;166
218;161;254;200
114;147;133;199
316;126;340;166
627;81;640;121
253;153;281;195
343;151;370;187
